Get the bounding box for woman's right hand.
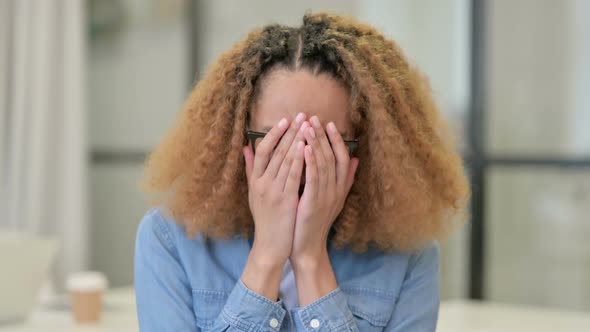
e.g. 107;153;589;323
243;113;308;264
241;113;307;301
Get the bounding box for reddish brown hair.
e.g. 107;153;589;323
142;12;470;252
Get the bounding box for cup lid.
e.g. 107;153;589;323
66;271;108;291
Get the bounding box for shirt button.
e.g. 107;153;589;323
310;318;321;328
269;318;279;328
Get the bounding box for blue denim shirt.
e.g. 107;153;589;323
134;208;440;331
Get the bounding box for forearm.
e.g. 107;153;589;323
289;249;359;331
240;243;285;302
291;247;338;306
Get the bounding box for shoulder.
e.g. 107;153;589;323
137;207;167;234
137;208;173;242
370;241;439;266
351;240;439;272
135;207;237;258
383;241;440;281
407;241;440;269
358;241;440;290
397;241;440;287
135;207;202;256
331;242;439;294
378;242;440;303
135;208;174;256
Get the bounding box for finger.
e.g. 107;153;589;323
326;121;350;187
309;116;335;190
252;117;289;178
276;121;308;184
346;157;360;192
283;141;305;193
243;145;254;184
305;124;330;193
265;112;306;178
303;145;318;197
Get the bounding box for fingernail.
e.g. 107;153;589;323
278;118;287;129
300;122;308;133
311;116;321;128
309;127;316;138
295;112;305;124
327;122;337;133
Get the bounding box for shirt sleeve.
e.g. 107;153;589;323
134;208;289;332
220;278;287;331
134;209;199;331
289;242;440;332
290;286;355;331
384;242;441;331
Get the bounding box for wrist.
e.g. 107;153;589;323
290;247;329;272
291;249;338;306
241;245;285;302
249;244;288;270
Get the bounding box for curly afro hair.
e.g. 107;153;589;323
141;12;470;253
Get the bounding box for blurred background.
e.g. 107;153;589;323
1;0;589;330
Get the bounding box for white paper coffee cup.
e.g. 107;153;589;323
65;271;108;323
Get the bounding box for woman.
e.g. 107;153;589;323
134;12;469;332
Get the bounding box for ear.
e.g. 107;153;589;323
243;145;254;184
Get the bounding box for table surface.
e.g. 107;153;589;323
438;299;590;332
0;288;138;332
1;288;589;331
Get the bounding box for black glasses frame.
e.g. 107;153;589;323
246;129;359;158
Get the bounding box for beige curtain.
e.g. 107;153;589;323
0;0;88;293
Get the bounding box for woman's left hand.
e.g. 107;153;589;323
290;116;359;264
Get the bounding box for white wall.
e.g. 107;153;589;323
88;0;188;286
486;0;590;310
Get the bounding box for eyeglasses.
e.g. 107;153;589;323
246;130;359;158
